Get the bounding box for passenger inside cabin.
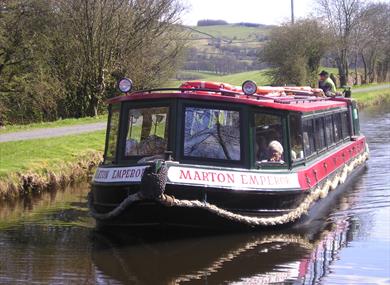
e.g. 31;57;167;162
267;140;284;163
256;136;268;161
125;107;169;157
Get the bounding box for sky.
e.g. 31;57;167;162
181;0;316;26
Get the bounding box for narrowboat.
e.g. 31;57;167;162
88;78;369;230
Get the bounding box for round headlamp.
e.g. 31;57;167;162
242;80;257;95
118;78;133;93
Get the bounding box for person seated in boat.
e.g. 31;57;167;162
267;140;284;163
138;135;167;156
318;70;337;97
125;139;139;156
256;136;268;161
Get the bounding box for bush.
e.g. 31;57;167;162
259;19;331;86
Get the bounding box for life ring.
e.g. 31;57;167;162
256;86;285;95
180;81;235;91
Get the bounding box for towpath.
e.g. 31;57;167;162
0;122;106;143
352;84;390;93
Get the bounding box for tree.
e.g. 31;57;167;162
51;0;186;117
356;3;390;83
0;0;186;124
0;0;64;124
316;0;363;86
259;19;330;86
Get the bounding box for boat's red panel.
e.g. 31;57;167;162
297;137;366;190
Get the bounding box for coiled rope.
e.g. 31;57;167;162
88;152;368;226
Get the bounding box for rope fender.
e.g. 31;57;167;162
88;152;368;225
88;160;167;220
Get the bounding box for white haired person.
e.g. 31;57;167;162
268;140;284;163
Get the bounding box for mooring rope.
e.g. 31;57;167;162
88;152;368;226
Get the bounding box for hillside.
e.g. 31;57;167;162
180;23;272;75
188;24;271;41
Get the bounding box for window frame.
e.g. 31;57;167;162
177;100;248;167
117;99;176;163
332;112;344;144
251;108;289;169
301;117;317;160
324;114;336;148
314;116;327;154
300;108;351;164
103;104;122;165
288;112;305;166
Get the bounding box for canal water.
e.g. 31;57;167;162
0;105;389;285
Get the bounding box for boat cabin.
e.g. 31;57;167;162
102;79;360;171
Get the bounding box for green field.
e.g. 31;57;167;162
168;70;271;88
190;24;271;41
0;131;105;177
0;115;107;134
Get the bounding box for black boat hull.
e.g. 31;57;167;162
90;164;366;231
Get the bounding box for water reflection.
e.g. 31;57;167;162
0;184;94;230
91;215;358;285
0;181;364;285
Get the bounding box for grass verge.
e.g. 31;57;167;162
0;131;105;200
353;88;390;108
0;115;107;134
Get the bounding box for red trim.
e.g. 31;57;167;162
297;137;366;190
108;92;347;112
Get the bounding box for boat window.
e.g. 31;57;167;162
333;113;343;142
184;107;241;161
324;115;334;146
289;113;304;162
125;107;169;157
254;113;285;163
314;117;326;151
302;119;316;157
104;106;120;164
341;112;350;139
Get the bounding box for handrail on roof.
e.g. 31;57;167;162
128;87;339;105
131;87;239;96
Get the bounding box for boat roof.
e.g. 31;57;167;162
107;86;350;113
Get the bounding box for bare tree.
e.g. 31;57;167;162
357;3;390;83
316;0;363;86
51;0;186;117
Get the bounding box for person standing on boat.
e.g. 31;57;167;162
318;70;337;97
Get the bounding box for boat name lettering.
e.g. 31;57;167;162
168;167;300;190
93;166;147;183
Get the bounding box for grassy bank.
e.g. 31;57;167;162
353;88;390;108
0;131;105;200
0;115;107;134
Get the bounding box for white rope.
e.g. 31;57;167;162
160;152;369;227
89;152;368;225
